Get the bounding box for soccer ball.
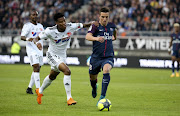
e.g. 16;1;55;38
97;98;112;111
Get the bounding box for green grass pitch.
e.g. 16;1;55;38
0;64;180;116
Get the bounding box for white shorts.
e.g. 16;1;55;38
46;51;66;72
29;54;43;66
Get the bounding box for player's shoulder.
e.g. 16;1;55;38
37;23;44;27
66;23;73;27
108;22;116;28
46;25;57;31
23;22;31;26
171;33;175;36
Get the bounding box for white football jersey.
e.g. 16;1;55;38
21;22;44;56
39;23;83;58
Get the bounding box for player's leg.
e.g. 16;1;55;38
90;74;98;98
26;72;34;94
26;54;41;94
176;60;180;77
33;63;41;90
89;58;101;98
37;70;59;104
171;56;176;77
100;63;112;99
58;63;76;105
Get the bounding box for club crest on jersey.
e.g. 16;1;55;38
67;32;72;36
40;28;43;31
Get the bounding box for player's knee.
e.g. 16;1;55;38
33;64;40;72
103;69;110;73
49;74;57;80
63;69;71;75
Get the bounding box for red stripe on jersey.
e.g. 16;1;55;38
104;26;107;57
104;40;107;57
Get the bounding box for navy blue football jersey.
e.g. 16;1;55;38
171;32;180;51
88;22;116;58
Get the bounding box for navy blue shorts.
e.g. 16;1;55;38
89;57;114;75
172;50;180;58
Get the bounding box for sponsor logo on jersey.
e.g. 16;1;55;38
40;28;43;31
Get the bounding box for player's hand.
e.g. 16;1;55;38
37;43;42;50
168;51;171;55
96;37;104;43
27;38;34;42
92;21;99;27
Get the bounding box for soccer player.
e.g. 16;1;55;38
34;13;97;105
168;23;180;77
21;10;44;94
85;7;117;104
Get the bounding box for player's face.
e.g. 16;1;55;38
99;12;109;26
30;11;38;22
174;26;179;32
56;17;66;32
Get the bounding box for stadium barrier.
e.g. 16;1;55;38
0;35;170;51
0;53;173;69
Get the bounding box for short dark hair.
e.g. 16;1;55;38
100;7;109;13
54;13;64;21
29;10;38;16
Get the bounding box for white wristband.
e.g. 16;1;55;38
36;41;40;45
26;38;30;41
168;48;171;52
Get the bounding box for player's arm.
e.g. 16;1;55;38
112;28;117;41
33;36;42;50
86;33;104;43
168;36;173;54
86;24;104;43
21;36;34;41
21;24;34;42
83;21;99;28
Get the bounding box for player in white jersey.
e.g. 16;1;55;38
33;13;98;105
21;10;44;94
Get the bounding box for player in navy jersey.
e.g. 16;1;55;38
168;23;180;77
86;7;117;104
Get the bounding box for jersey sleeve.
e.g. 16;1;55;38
70;23;83;31
39;28;50;40
87;24;98;34
21;24;30;37
111;23;117;29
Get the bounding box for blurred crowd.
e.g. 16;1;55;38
0;0;87;30
0;0;180;34
71;0;180;35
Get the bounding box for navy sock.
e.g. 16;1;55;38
172;62;175;73
177;62;179;72
90;79;97;90
101;73;110;97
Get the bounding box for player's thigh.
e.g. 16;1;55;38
58;63;71;75
49;70;60;80
102;63;112;74
89;74;98;80
101;58;114;73
32;63;40;72
171;56;177;62
29;54;43;66
89;58;101;75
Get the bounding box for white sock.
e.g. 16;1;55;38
39;75;52;94
28;72;35;88
33;72;40;88
63;75;72;101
